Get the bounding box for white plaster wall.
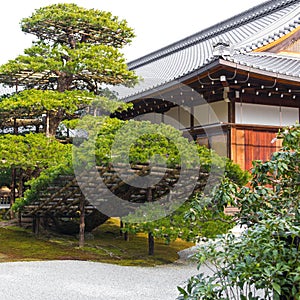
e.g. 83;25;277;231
164;106;191;129
235;103;299;126
164;107;180;129
137;112;163;124
194;101;228;126
210;101;228;123
281;106;299;126
194;103;209;126
178;106;191;128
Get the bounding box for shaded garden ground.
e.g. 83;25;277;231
0;218;193;266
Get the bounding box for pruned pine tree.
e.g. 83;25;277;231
0;4;137;212
0;3;137;136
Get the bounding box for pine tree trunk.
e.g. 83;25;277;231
46;110;64;137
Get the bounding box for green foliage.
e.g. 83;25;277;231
0;133;71;210
0;132;72;212
121;180;238;245
0;3;138;90
21;3;135;47
238;124;300;226
0;90;130;125
74;116;202;168
16;117;201;210
0;3;138;136
224;159;250;186
0;42;138;88
178;217;300;300
13;162;73;211
0;90;91;116
20;117;247;222
178;124;300;300
122;199;233;245
120;156;247;245
0;133;71;170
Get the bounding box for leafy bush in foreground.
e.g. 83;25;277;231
178;124;300;300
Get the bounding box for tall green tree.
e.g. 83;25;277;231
0;3;137;136
0;3;136;212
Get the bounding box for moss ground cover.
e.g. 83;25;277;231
0;218;193;266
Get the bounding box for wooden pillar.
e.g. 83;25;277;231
147;188;154;255
18;211;22;227
10;168;16;219
147;187;153;202
79;197;85;248
148;232;154;256
10;118;18;219
32;216;36;233
120;219;123;236
124;231;128;241
190;106;194;130
120;219;128;241
45;112;50;138
228;100;235;160
33;215;40;236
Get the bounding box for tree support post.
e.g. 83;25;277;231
148;232;154;255
147;188;154;255
18;211;22;227
120;219;128;241
33;215;40;236
79;197;85;248
10;167;16;219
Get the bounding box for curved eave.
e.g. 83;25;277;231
120;54;300;103
219;58;300;83
121;60;222;102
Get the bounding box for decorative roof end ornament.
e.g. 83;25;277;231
212;40;232;57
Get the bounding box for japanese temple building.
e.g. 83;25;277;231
113;0;300;171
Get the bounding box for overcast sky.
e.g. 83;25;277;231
0;0;268;64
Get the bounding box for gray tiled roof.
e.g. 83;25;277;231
223;52;300;78
115;0;300;100
1;0;299;100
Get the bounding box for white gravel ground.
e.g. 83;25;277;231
0;225;246;300
0;258;201;300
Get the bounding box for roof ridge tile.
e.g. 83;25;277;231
128;0;300;70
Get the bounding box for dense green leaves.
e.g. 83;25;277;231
21;3;135;47
239;124;300;225
13;162;74;211
178;124;300;300
74;116;203;168
0;133;71;170
0;90;91;116
18;117;246;220
0;3;138;89
0;43;137;89
0;2;138;136
122;198;234;244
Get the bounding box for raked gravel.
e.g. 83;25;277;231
0;225;245;299
0;257;204;300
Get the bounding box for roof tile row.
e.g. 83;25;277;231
115;0;300;100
